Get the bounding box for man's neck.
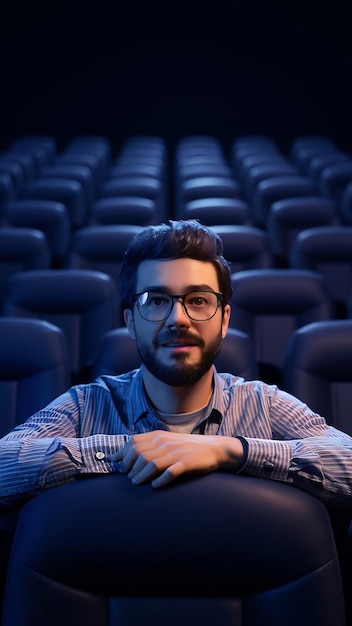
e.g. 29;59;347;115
141;365;214;414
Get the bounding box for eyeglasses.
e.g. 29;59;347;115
133;290;223;322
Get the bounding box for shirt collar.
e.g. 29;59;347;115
127;366;226;425
128;368;152;424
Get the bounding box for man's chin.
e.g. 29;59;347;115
149;360;211;386
136;339;221;385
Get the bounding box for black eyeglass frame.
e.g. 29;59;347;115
133;290;223;322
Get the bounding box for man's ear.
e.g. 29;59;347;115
221;304;231;339
123;309;136;339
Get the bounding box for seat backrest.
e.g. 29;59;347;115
90;327;259;381
99;175;166;221
2;269;118;383
244;161;298;203
176;163;234;183
54;152;102;196
0;152;36;185
251;175;316;228
0;173;16;206
180;197;250;225
65;136;112;180
318;162;352;204
91;327;140;378
68;225;144;324
340;182;352;225
235;151;286;188
0;317;70;436
109;162;165;180
115;142;168;193
176;175;241;218
24;177;87;230
290;226;352;318
90;196;157;226
289;135;337;173
211;225;272;272
0;160;26;196
283;319;352;436
307;151;351;186
0;227;51;305
40;163;96;212
9;136;56;168
229;269;332;385
2;200;71;268
231;136;281;179
2;473;345;626
267;197;339;267
215;328;259;379
175;145;226;174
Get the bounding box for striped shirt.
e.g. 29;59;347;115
1;367;352;508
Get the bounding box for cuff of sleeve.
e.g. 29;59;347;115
79;434;129;474
236;436;249;473
238;437;293;482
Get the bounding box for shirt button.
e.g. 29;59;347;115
96;451;105;460
263;460;274;470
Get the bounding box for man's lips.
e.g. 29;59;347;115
157;334;202;349
160;344;197;355
160;341;198;348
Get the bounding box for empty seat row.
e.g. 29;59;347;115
0;135;168;230
2;315;352;440
2;133;352;232
174;134;352;235
2;263;352;393
0;195;350;272
3;216;352;320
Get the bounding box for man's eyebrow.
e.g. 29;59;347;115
139;284;218;293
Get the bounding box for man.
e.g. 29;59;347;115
1;219;352;507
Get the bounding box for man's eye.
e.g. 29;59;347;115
150;296;168;306
189;296;205;306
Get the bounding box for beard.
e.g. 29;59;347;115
135;329;223;386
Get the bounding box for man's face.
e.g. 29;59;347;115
124;258;230;386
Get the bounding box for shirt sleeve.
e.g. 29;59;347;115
0;388;129;505
238;386;352;509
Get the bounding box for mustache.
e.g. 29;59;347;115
155;330;204;348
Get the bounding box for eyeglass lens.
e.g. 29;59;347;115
136;291;220;321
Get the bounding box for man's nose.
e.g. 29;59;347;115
166;298;190;325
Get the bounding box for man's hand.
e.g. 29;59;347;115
113;431;244;488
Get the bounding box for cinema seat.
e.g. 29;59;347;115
1;200;71;268
23;177;87;230
68;224;144;324
251;175;316;228
229;269;332;385
0;317;70;437
283;319;352;436
267;197;339;267
180;197;250;225
290;226;352;318
1;473;345;626
2;269;118;384
90;197;157;226
0;227;51;305
211;225;272;271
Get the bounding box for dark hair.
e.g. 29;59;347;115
120;219;232;310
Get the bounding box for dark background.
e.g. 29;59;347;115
1;0;351;159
